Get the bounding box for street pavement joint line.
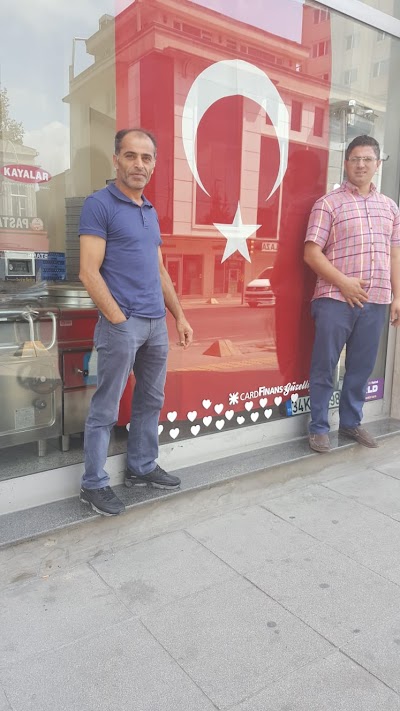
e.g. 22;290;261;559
0;616;137;674
220;649;340;711
319;479;400;525
137;616;220;710
185;525;339;653
259;501;400;592
86;559;136;618
258;500;331;546
85;529;242;620
183;526;257;574
372;465;400;482
340;645;400;697
241;571;339;651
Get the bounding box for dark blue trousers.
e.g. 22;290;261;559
309;298;387;434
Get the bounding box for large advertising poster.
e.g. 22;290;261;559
116;0;331;442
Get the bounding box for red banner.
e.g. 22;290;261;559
115;0;331;439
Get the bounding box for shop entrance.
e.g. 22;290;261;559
214;256;244;295
227;268;240;294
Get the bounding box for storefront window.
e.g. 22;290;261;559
0;0;399;484
326;9;400;396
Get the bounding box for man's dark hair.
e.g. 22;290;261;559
114;128;157;157
345;135;380;161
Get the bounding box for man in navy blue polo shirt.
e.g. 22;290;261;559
78;128;193;516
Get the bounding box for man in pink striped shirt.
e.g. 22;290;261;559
304;135;400;453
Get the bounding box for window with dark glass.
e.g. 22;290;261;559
290;100;302;132
313;107;324;137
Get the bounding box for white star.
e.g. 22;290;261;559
214;203;261;263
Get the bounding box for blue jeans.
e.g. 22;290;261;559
309;298;387;434
82;314;169;489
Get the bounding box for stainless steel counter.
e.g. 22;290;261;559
0;283;98;455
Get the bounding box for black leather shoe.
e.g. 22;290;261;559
125;464;181;490
80;486;125;516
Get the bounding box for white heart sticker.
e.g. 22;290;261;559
225;410;234;420
291;394;299;403
215;419;225;430
202;399;212;409
169;428;179;439
158;424;164;435
237;416;245;425
187;411;197;422
264;409;272;419
274;397;282;406
191;425;200;436
259;398;268;408
245;401;253;412
214;403;224;415
167;411;177;422
203;416;212;427
251;412;259;422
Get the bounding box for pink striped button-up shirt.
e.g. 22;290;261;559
305;180;400;304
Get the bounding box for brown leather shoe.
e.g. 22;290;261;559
309;433;331;453
338;426;378;448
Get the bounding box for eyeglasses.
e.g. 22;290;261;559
347;156;377;164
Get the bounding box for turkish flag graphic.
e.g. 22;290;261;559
115;0;331;436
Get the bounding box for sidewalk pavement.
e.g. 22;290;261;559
1;435;400;710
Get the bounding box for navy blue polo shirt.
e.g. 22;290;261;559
79;183;165;319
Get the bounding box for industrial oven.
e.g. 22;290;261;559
0;283;131;455
0;284;98;454
0;304;62;455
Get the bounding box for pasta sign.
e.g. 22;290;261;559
0;164;51;184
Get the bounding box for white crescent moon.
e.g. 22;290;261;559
182;59;289;201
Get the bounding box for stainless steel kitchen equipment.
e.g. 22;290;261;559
0;283;131;456
0;304;61;455
38;283;99;451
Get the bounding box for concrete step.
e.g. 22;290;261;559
1;418;400;551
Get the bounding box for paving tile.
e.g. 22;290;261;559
323;470;400;520
0;688;11;711
383;561;400;586
187;505;316;574
245;543;400;646
374;459;400;479
263;485;400;578
259;461;376;501
90;529;235;615
0;564;131;666
343;614;400;694
142;576;332;708
0;619;215;711
232;652;400;711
